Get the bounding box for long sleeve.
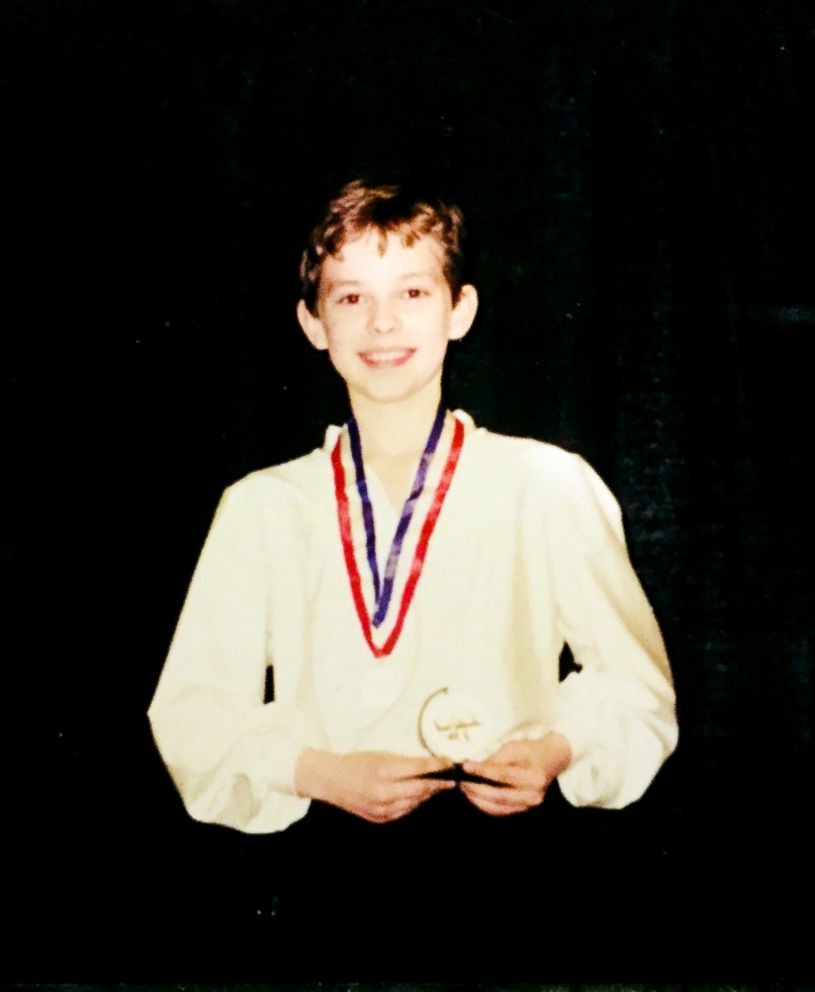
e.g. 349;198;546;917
148;482;314;833
542;451;678;809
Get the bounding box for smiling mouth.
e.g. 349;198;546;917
359;348;416;368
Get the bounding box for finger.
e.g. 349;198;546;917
362;795;417;823
422;779;458;802
462;759;539;791
462;783;546;814
459;788;527;817
376;754;453;782
386;776;456;802
386;753;455;781
389;797;423;821
460;781;542;810
374;795;427;823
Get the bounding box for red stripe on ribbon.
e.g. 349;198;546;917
331;417;465;659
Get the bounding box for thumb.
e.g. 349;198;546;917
427;753;456;772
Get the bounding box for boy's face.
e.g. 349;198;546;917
297;229;477;408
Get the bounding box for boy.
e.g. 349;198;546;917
148;178;677;845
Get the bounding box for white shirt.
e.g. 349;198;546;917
148;411;678;833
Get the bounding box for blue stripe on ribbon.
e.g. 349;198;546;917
347;402;447;630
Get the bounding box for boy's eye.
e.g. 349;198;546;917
338;292;362;305
405;288;427;299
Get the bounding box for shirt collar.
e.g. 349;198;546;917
322;409;475;452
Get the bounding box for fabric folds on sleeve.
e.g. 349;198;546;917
542;452;678;809
148;482;313;834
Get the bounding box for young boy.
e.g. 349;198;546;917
148;178;677;847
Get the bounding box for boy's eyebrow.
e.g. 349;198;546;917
323;271;440;293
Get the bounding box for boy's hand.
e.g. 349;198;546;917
295;748;456;824
458;731;573;816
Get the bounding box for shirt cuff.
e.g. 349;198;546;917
237;701;315;799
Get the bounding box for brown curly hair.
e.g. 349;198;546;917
299;178;466;315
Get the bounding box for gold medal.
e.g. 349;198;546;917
418;687;494;763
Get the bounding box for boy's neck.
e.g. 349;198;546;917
349;389;445;460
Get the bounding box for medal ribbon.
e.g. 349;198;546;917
332;414;465;659
347;403;447;627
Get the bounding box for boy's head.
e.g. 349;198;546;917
299;178;466;318
296;178;478;410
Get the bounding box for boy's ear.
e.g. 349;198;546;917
448;284;478;342
297;299;329;351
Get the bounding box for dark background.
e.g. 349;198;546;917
4;0;814;985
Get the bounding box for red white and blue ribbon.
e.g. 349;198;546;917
332;410;464;659
347;402;446;628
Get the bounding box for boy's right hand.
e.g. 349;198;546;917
295;748;456;823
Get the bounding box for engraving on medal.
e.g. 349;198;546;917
433;717;481;742
419;687;493;763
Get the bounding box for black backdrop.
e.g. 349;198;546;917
5;0;814;985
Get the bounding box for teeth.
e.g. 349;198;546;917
361;349;413;363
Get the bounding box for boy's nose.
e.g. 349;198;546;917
370;301;400;334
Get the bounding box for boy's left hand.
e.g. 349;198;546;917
458;731;572;816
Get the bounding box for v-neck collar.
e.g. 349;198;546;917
322;409;475;454
328;411;470;659
324;409;475;564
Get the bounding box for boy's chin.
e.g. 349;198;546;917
346;375;445;410
350;390;434;411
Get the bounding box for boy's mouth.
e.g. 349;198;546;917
359;348;416;368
